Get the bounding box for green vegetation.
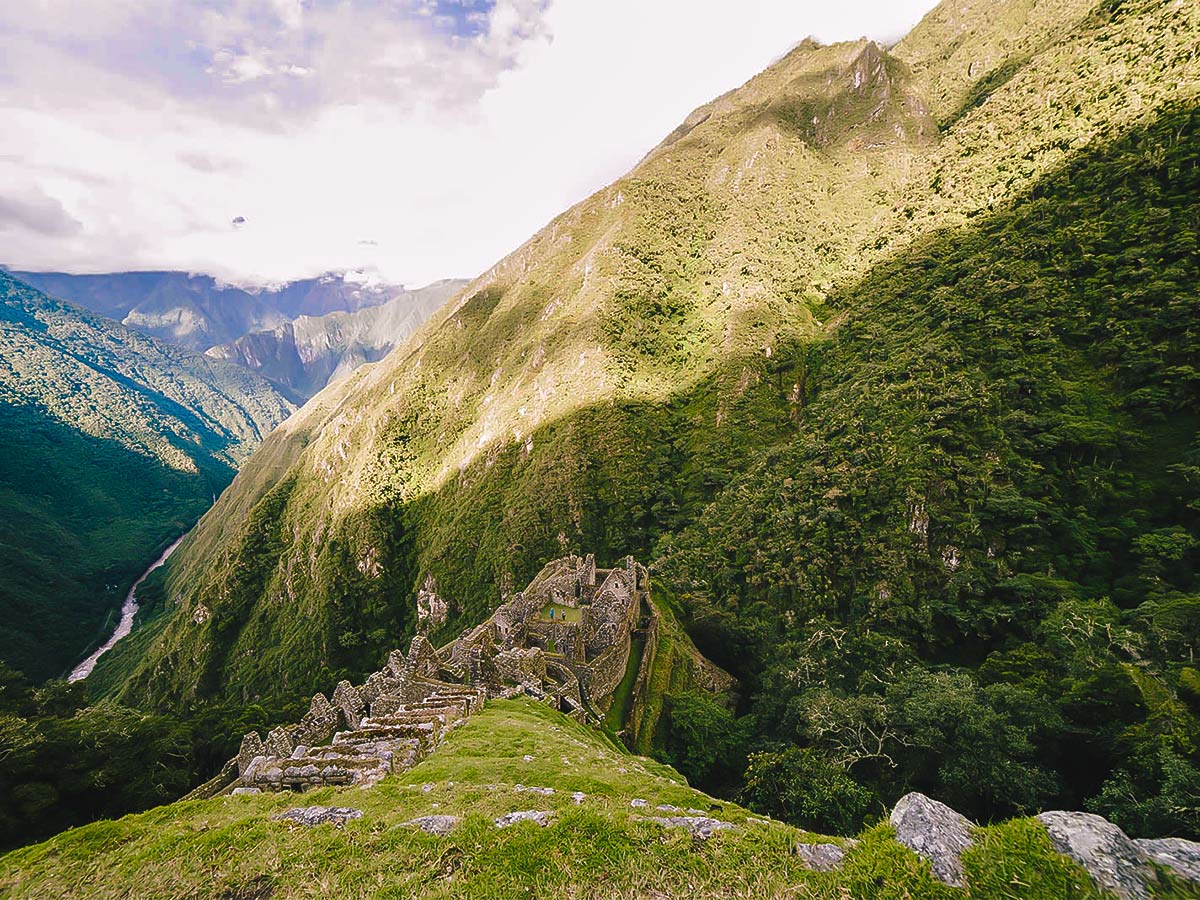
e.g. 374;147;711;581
84;0;1200;854
0;661;307;851
0;273;294;681
10;697;1199;899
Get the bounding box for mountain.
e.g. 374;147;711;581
0;272;294;681
8;270;420;352
205;279;469;400
109;0;1200;845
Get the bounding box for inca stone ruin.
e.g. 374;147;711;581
199;554;702;797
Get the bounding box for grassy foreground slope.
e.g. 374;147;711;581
0;273;294;680
3;697;1190;900
115;0;1200;833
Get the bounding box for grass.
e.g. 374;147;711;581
604;634;645;733
539;603;582;623
5;697;1196;899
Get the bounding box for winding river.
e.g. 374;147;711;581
67;535;186;683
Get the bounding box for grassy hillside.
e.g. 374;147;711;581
8;697;1197;900
0;273;294;680
113;0;1200;835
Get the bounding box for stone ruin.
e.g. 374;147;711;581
196;554;657;797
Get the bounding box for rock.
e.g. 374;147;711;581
1135;837;1200;883
656;804;680;812
1037;811;1152;900
630;798;648;808
495;810;554;828
890;792;974;887
236;732;264;776
401;815;461;835
571;791;586;805
230;787;261;796
514;784;555;795
794;842;850;872
644;816;736;841
273;806;364;827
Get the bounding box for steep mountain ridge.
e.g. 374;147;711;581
0;272;294;680
111;0;1200;836
205;279;468;400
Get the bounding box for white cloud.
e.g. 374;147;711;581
0;0;939;287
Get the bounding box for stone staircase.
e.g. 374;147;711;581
234;674;487;793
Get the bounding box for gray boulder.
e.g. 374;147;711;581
1135;837;1200;884
401;815;461;835
495;810;554;828
273;806;364;827
890;792;974;887
1037;811;1152;899
794;842;850;871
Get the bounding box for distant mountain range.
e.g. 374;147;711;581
205;279;467;400
0;271;294;681
9;270;466;399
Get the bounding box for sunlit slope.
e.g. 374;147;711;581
119;0;1200;712
0;698;1167;900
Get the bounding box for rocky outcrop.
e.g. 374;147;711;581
889;792;974;887
495;810;554;828
273;806;364;827
401;815;461;835
794;842;852;871
1135;837;1200;883
1037;812;1154;900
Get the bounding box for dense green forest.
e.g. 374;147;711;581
0;273;293;680
5;0;1196;854
661;102;1200;836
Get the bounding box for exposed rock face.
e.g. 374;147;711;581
273;806;364;827
417;574;449;633
495;810;554;828
1037;811;1152;900
1135;837;1200;883
643;816;736;841
889;792;974;887
401;815;461;835
794;842;851;871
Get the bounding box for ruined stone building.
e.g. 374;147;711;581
192;554;701;797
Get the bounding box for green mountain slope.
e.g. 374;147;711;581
205;279;469;401
116;0;1199;831
8;697;1197;900
0;273;295;681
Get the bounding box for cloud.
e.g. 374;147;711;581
0;0;939;286
0;189;83;236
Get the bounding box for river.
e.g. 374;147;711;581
67;535;186;682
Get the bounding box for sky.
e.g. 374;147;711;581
0;0;940;288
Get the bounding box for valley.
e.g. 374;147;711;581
1;0;1199;896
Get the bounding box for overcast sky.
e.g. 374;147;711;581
0;0;939;288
